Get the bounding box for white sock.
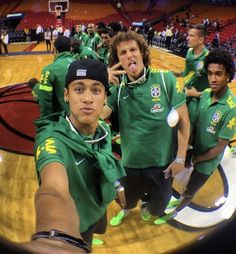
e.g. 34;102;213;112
122;209;129;215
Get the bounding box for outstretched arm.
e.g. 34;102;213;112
35;162;80;236
18;162;87;254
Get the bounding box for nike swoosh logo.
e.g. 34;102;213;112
75;158;85;166
123;95;129;99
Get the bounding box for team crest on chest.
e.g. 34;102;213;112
151;84;161;101
211;111;222;123
206;111;222;134
196;61;204;70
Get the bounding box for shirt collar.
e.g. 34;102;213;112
66;116;108;144
208;87;231;105
121;67;147;86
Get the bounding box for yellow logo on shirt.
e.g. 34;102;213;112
227;117;236;130
227;95;236;109
40;70;50;85
176;80;183;93
36;138;57;160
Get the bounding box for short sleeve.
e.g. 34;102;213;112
35;137;69;174
107;85;119;113
219;110;236;140
165;71;186;109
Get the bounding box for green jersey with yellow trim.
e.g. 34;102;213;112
38;52;74;117
194;88;236;175
107;68;186;168
34;112;125;233
183;47;209;91
183;47;209;126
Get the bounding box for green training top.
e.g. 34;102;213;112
79;46;99;60
38;52;74;117
194;88;236;175
34;112;126;233
183;47;209;91
74;31;88;45
97;45;109;66
84;32;101;51
107;68;186;168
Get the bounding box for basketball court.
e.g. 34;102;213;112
0;42;236;253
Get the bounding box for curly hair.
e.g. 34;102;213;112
205;48;235;82
108;31;150;68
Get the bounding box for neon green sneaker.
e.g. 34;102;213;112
140;202;151;221
92;238;104;246
109;210;128;226
154;211;177;225
167;199;180;209
230;146;236;158
141;211;151;221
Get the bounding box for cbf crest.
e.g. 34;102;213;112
151;84;161;101
207;110;222;134
196;60;204;70
212;111;222;124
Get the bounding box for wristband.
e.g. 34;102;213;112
114;180;121;189
31;229;91;253
116;186;124;192
175;157;185;164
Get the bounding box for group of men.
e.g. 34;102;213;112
20;22;236;254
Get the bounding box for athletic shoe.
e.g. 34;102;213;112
166;199;180;209
109;210;129;226
154;211;177;225
92;238;104;246
140;201;151;221
230;146;236;158
141;210;151;221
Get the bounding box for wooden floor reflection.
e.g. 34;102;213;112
0;44;235;253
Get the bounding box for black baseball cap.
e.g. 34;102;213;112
65;59;110;95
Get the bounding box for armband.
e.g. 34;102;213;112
175;157;185;164
116;186;124;192
31;229;91;253
114;180;121;189
114;180;124;192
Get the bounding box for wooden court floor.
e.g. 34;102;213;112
0;43;235;254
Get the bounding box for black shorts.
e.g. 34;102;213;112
121;166;173;216
81;212;107;246
185;169;210;197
